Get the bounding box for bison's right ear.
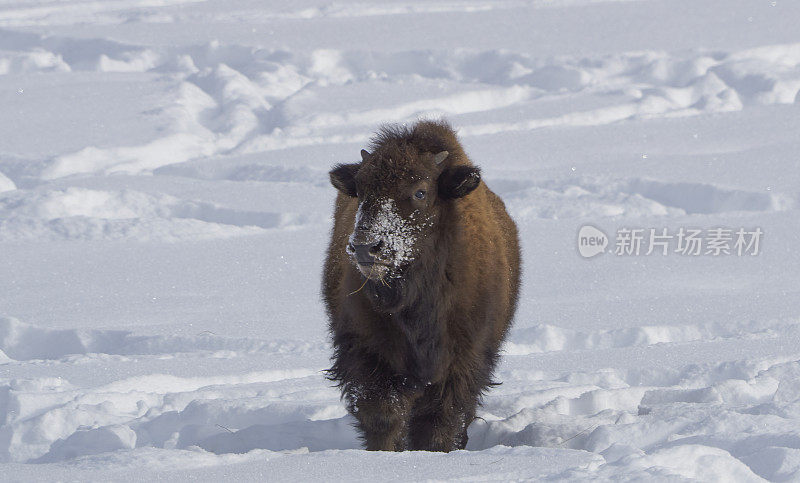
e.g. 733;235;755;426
329;163;359;197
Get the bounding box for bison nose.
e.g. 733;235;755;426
349;239;384;264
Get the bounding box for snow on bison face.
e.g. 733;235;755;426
330;149;481;281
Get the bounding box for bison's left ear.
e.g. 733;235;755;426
329;163;359;197
438;165;481;199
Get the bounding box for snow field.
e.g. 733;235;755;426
1;0;800;480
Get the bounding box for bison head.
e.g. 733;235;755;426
330;148;481;281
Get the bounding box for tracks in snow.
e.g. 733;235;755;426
2;28;800;180
0;174;787;241
0;187;329;241
0;27;796;243
3;314;800;481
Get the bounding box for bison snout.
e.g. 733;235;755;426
349;239;384;265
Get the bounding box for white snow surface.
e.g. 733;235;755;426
1;0;800;481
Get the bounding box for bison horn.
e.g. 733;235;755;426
433;151;449;165
360;149;370;162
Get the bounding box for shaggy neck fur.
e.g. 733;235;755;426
362;214;454;385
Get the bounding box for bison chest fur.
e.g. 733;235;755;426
322;120;520;452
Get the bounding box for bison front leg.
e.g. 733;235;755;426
454;405;476;450
345;384;417;451
409;384;478;452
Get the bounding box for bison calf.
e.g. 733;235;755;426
323;120;520;452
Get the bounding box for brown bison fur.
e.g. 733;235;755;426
322;119;520;452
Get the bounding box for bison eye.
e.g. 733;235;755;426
414;190;426;200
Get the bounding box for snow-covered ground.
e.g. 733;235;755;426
1;0;799;480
